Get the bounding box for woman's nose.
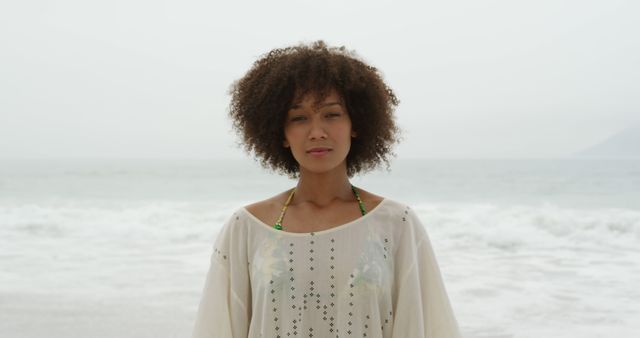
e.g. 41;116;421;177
308;117;328;140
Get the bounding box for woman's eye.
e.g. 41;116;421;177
291;116;306;121
326;112;341;118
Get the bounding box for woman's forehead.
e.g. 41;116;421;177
291;89;343;107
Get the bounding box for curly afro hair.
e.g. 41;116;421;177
228;40;402;179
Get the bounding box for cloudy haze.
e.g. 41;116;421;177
1;0;638;160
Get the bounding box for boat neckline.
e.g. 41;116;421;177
240;198;390;237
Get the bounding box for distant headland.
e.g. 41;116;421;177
571;123;640;159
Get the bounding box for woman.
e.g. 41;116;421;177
192;41;461;338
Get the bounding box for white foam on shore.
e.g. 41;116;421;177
414;202;640;338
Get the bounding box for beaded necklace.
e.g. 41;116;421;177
274;184;367;231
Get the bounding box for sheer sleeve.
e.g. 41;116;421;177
192;213;251;338
392;208;461;338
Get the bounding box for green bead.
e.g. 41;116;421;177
351;184;366;215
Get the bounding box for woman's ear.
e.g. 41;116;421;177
283;140;290;148
351;131;357;138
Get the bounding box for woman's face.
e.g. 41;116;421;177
283;90;356;175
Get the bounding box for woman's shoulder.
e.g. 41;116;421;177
355;188;386;211
242;191;291;225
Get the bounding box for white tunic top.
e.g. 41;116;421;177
192;198;461;338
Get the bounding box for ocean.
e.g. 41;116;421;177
1;158;638;338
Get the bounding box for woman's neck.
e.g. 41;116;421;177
293;167;354;208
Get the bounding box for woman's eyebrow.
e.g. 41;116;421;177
318;102;342;108
289;102;342;110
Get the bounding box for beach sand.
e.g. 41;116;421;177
0;292;196;338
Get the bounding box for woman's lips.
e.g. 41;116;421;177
307;149;332;156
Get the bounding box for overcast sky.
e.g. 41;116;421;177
1;0;638;160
